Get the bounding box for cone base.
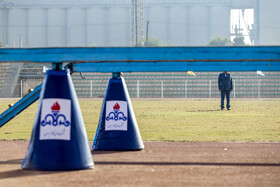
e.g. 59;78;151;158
22;70;94;171
93;148;143;151
92;77;144;151
22;164;94;171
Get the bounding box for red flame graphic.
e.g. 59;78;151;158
113;103;120;110
51;101;60;111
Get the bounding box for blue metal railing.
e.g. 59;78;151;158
0;84;42;128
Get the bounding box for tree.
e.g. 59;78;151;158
207;36;232;46
137;37;163;47
233;36;245;46
146;37;163;46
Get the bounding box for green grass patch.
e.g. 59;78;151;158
0;99;280;142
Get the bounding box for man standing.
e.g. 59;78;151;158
218;71;233;110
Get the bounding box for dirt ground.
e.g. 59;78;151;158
0;141;279;187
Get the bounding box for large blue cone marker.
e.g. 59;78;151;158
22;69;93;170
92;75;144;150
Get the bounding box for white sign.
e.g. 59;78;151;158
105;101;128;131
40;99;71;140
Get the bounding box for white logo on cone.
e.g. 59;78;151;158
40;99;71;140
105;101;128;131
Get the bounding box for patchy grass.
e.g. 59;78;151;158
0;99;280;141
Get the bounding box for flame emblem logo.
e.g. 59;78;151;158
41;101;70;127
51;101;60;111
106;102;127;121
113;103;120;111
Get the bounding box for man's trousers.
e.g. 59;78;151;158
221;90;230;109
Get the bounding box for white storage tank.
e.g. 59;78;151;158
209;6;230;40
68;7;86;46
169;6;189;46
87;7;106;46
108;7;129;46
148;6;168;45
7;8;27;47
188;6;208;46
27;8;47;47
0;9;5;46
47;8;66;47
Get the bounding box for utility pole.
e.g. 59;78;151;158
19;34;23;47
135;0;138;46
146;21;149;46
254;0;260;45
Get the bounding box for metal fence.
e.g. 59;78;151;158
72;79;280;98
0;80;42;98
71;72;280;98
0;66;280;98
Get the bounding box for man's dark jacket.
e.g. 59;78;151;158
218;73;233;91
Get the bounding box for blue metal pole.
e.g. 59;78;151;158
0;84;42;128
0;46;279;65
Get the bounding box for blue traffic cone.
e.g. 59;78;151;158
22;69;93;170
92;73;144;150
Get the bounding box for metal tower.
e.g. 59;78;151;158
131;0;144;46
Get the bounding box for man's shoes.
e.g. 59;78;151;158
221;108;224;110
227;108;230;110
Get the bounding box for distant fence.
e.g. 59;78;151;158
73;78;280;98
0;67;280;98
71;72;280;98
